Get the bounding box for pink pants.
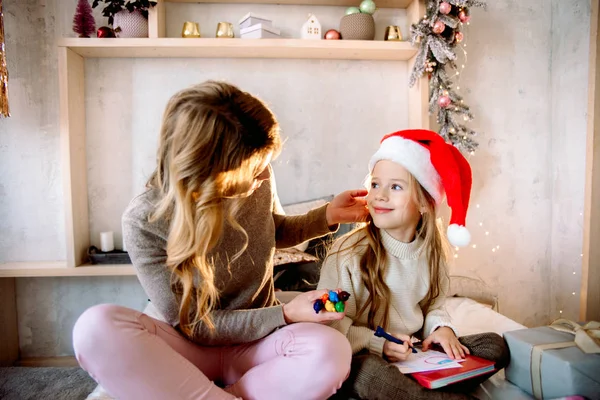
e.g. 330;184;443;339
73;304;351;400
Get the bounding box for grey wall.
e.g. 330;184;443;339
0;0;590;357
445;0;590;327
550;0;590;322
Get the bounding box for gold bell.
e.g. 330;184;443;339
384;25;402;41
182;22;201;38
216;22;234;38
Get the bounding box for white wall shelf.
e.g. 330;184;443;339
0;262;135;278
164;0;413;9
58;38;418;60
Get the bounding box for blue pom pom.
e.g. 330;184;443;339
328;290;339;303
313;299;324;313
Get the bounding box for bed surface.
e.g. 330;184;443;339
445;296;526;337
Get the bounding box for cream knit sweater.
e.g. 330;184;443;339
318;228;456;356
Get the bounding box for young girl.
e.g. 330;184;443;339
319;129;509;400
72;81;370;400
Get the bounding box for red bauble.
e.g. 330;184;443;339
439;2;452;15
438;95;451;108
455;31;464;43
97;26;116;38
433;20;445;34
458;10;470;23
324;29;341;40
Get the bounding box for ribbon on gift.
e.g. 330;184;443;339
549;319;600;354
531;341;575;399
530;319;600;399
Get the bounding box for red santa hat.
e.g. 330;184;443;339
368;129;473;247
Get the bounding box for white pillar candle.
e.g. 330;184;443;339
100;231;115;252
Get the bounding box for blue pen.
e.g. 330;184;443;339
375;326;418;353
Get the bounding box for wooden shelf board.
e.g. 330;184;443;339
17;357;79;368
0;262;136;277
58;38;417;60
164;0;412;8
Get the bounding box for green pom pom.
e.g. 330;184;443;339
359;0;377;15
335;301;345;312
345;6;360;15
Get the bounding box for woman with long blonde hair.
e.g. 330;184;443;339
319;130;509;399
73;81;369;400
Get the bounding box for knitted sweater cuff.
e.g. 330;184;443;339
369;335;386;356
424;310;457;338
310;203;339;233
429;322;459;338
273;304;288;327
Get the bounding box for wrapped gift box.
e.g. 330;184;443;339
240;24;280;39
504;326;600;399
239;13;272;30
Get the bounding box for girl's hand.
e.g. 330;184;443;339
326;190;369;226
282;289;346;324
383;333;412;362
422;326;470;360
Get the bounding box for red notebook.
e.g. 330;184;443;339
409;354;496;389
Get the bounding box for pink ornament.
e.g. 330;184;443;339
458;10;470;23
324;29;341;40
433;20;445;34
455;31;464;43
439;2;452;15
438;95;451;108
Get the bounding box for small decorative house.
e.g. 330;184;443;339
301;13;321;39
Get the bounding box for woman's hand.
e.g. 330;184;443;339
282;289;346;324
326;190;369;226
383;333;412;362
422;326;470;360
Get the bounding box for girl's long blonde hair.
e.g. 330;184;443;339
334;173;449;331
147;81;281;336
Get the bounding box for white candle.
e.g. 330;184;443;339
100;231;115;252
122;236;127;252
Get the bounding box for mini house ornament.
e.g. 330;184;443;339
301;13;321;39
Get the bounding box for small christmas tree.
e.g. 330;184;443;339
73;0;96;38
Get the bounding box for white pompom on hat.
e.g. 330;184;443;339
369;129;473;247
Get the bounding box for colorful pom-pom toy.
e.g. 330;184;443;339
314;290;351;313
329;291;339;303
313;299;325;313
338;291;350;302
